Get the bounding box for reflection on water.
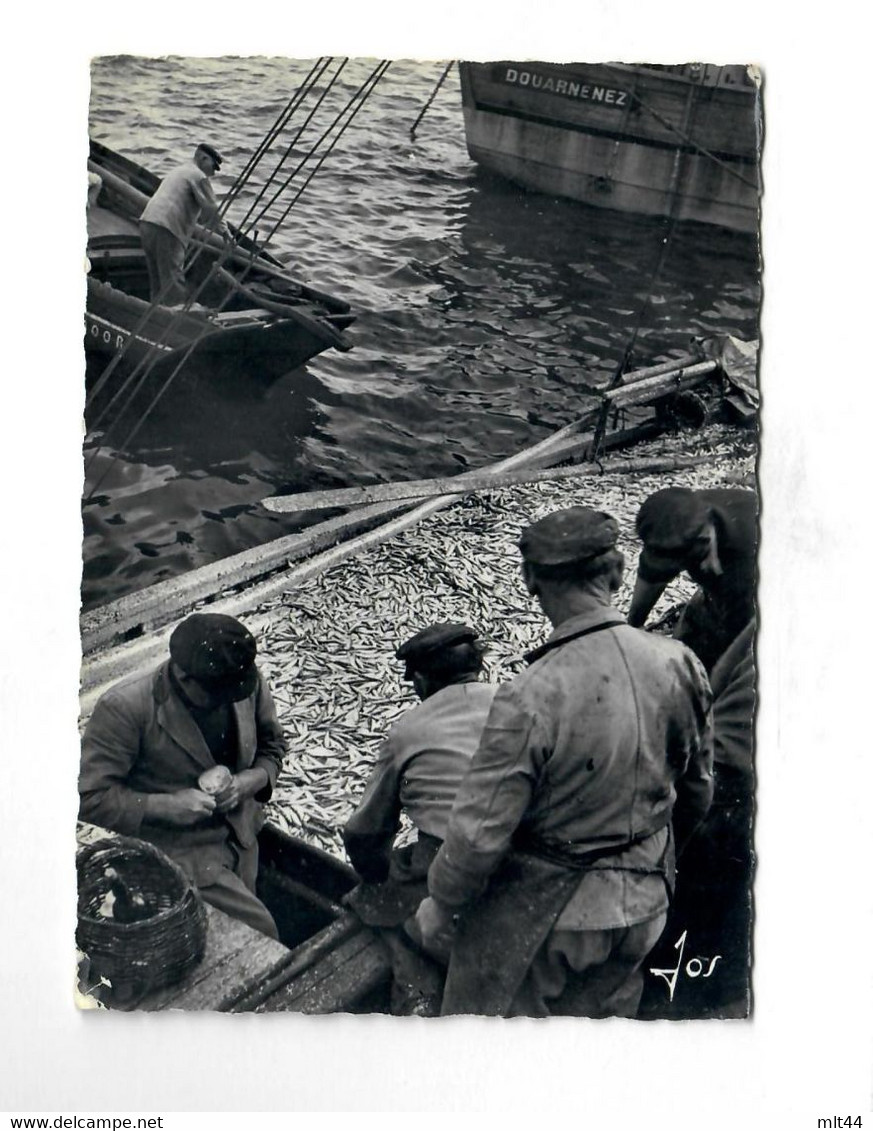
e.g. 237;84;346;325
83;57;761;610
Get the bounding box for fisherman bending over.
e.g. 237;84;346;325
343;622;497;1014
79;613;286;939
139;142;232;307
628;486;757;671
412;506;714;1018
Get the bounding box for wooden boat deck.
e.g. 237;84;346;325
76;824;392;1013
87;204;139;243
131;905;389;1014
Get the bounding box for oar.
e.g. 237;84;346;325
261;454;713;514
212;265;352;351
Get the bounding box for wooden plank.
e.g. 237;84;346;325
80;498;419;656
230;912;364;1012
254;927;391;1014
603;360;718;407
81;354;711;657
78;419;665;711
263;452;714;514
138;904;294;1012
80;408;600;658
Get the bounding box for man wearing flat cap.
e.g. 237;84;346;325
79;613;286;937
628;486;757;672
139;142;232;306
343;623;497;1013
412;506;714;1018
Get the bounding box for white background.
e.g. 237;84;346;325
1;0;871;1120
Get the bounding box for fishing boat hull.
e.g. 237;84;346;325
85;274;350;380
458;61;761;234
251;822;392;1014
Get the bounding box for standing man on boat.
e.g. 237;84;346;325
79;613;286;939
343;622;498;1015
627;486;757;672
411;506;714;1018
138;142;232;307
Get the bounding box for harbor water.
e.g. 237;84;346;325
83;56;761;611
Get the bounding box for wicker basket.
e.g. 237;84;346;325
76;836;207;1004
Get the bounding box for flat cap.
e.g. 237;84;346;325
636;487;710;552
396;622;478;677
169;613;257;700
195;142;223;168
519;506;619;566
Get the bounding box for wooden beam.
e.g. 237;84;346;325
604;360;718;408
78;420;671;710
80;408;600;658
79;359;720;700
263;451;711;514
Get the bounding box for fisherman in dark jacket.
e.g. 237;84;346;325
411;507;714;1018
627;486;757;671
343;623;497;1014
79;613;286;938
640;616;757;1018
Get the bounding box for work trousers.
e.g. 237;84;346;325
509;913;667;1018
189;838;279;940
139;221;188;305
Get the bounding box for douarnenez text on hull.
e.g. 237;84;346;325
459;61;761;233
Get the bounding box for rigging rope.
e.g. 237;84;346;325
85;58;332;417
230;58;349;235
221;57;332;213
410;60;454;138
85;58;352;434
589;80;703;459
89;57;375;444
84;59;392;504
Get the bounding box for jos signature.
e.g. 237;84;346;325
649;930;722;1001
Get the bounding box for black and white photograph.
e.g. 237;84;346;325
76;53;761;1021
2;4;870;1120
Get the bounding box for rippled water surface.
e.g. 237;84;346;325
84;56;761;610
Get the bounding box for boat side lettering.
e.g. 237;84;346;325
500;67;628;107
87;320;126;350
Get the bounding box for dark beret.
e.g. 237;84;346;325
636;487;710;552
169;613;257;700
195;142;223;168
396;622;478;675
519;506;619;567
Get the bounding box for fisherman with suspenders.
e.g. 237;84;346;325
411;506;715;1017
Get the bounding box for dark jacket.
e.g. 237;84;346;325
79;662;286;883
639;487;758;639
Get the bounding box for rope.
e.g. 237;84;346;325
85;59;350;433
230;58;349;235
589;81;702;459
410;61;454;138
84;60;392;504
85;60;332;417
221;57;332;214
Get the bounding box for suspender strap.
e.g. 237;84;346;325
524;619;621;665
